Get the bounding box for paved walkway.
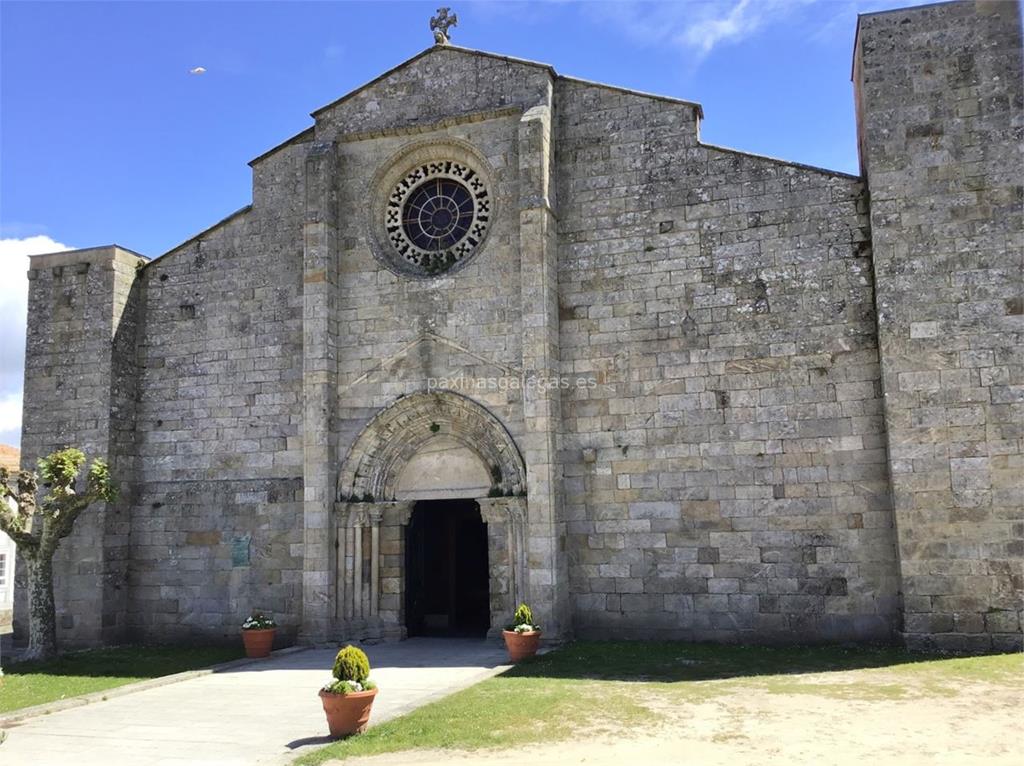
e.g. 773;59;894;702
0;638;510;766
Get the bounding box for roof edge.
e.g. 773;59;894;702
249;126;316;167
311;47;428;118
310;45;545;119
27;244;149;263
143;205;253;267
557;75;704;119
442;44;557;76
852;14;862;83
700;141;862;180
857;0;959;21
308;43;705;122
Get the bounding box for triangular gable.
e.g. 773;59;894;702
311;45;556;119
250;44;703;167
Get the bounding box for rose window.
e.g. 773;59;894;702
385;161;491;276
403;179;474;251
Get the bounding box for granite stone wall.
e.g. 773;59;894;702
555;80;900;642
127;478;303;643
311;47;551;139
855;0;1023;651
16;1;1019;650
313;47;572;634
17;246;144;647
124;140;309;642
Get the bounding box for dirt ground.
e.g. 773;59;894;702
331;668;1024;766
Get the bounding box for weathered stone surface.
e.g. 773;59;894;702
854;0;1023;652
15;2;1021;650
556;71;899;642
15;246;144;648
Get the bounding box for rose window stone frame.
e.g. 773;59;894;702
367;139;496;279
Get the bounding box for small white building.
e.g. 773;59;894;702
0;445;20;627
0;524;12;624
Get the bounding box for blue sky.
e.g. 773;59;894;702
0;0;926;447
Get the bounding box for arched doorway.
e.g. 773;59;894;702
405;499;490;637
335;391;528;641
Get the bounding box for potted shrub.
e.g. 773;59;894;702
241;612;277;658
319;645;378;737
502;603;542;661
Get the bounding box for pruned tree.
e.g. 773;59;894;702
0;448;117;661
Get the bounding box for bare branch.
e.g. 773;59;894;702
17;469;38;517
0;506;40;548
46;496;91;542
0;470;41;550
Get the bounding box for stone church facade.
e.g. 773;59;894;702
15;1;1022;652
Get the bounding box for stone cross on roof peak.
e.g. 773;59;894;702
430;7;457;45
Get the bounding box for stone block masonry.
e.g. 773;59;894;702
17;246;145;647
15;1;1021;651
555;78;900;642
855;0;1023;652
128;478;303;643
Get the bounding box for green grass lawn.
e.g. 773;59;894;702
0;644;244;713
295;641;1024;765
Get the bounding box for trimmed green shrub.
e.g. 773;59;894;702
513;603;534;627
323;678;377;695
333;645;370;683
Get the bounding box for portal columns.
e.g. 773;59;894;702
335;501;412;640
333;497;527;640
478;496;528;635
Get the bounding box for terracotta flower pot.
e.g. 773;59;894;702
319;687;378;737
242;627;276;658
502;629;541;661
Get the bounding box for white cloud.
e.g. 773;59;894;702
681;0;757;55
0;392;23;440
0;235;72;447
587;0;817;60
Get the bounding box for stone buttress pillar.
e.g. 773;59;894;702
518;89;571;638
17;246;145;648
854;1;1023;651
300;141;340;643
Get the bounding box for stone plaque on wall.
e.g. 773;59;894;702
231;535;251;567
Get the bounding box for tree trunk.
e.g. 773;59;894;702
23;553;58;662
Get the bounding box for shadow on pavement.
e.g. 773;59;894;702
216;637;509;674
286;735;338;749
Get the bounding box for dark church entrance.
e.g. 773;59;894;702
405;499;490;637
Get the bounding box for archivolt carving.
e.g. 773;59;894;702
338;390;525;501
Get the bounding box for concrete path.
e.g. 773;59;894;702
0;638;510;766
